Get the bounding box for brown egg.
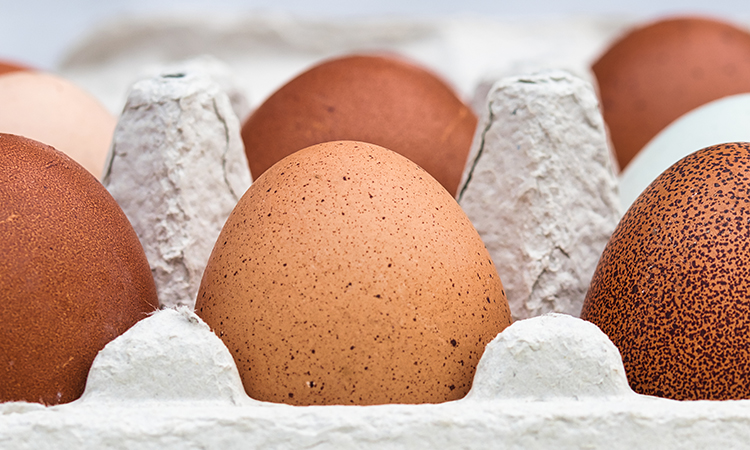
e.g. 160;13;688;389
582;142;750;400
0;59;29;76
241;54;477;197
0;133;158;405
196;140;511;405
593;17;750;170
0;71;116;179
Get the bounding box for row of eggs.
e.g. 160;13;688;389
2;15;750;406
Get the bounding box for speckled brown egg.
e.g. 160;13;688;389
593;17;750;171
241;54;477;197
0;133;158;405
0;71;116;179
582;142;750;400
196;140;511;406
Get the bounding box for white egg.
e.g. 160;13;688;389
619;93;750;211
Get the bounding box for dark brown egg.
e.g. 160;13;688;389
0;133;158;405
196;140;511;406
582;142;750;400
241;54;477;197
593;17;750;170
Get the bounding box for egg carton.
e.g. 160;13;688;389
3;308;750;449
2;60;747;450
7;14;750;449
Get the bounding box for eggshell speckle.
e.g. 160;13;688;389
0;133;158;405
241;54;477;197
593;17;750;170
0;72;116;178
196;140;511;405
582;142;750;400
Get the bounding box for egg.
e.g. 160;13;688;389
0;133;158;405
241;54;477;197
0;71;116;179
196;140;511;406
593;17;750;170
0;60;28;76
620;93;750;210
582;142;750;400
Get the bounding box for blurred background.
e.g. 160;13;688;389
2;0;749;70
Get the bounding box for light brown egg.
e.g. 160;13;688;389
196;140;511;406
582;142;750;400
0;71;115;178
0;133;158;405
593;16;750;170
241;54;477;197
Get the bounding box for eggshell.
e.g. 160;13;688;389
0;72;116;178
241;54;477;197
593;17;750;170
620;93;750;210
0;133;158;405
196;140;511;406
582;142;750;400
